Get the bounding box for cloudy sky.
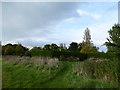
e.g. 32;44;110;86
2;2;118;52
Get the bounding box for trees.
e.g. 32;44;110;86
82;28;93;48
51;44;59;50
2;43;28;55
105;23;120;53
59;43;67;51
43;44;51;50
15;45;25;55
78;43;83;51
80;46;98;53
43;44;59;50
80;28;98;53
4;45;15;55
30;47;42;51
68;42;79;52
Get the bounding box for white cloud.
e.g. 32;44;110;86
77;9;101;20
71;39;83;43
65;17;77;23
94;40;106;46
77;9;88;16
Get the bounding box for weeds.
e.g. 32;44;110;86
69;57;118;88
2;56;64;88
2;56;118;88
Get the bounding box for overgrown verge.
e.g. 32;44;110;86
64;57;118;88
30;50;118;61
2;56;64;88
2;56;119;88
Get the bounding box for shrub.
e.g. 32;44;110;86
80;46;98;53
87;53;117;59
52;51;87;61
30;50;53;57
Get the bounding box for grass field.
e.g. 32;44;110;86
2;56;119;88
0;57;2;89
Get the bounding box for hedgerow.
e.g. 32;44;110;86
30;50;118;61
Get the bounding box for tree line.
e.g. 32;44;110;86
1;23;120;56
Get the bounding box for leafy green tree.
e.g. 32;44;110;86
15;44;25;55
30;47;42;51
2;44;13;55
43;44;59;50
4;45;15;55
105;23;120;53
106;46;116;53
43;44;51;50
50;43;59;50
68;42;79;52
2;43;28;55
25;51;32;57
2;46;5;55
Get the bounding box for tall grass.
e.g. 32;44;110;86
2;56;119;88
0;57;2;89
2;56;64;88
65;57;118;88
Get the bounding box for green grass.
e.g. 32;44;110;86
41;61;75;88
3;63;64;88
0;57;2;89
2;56;119;88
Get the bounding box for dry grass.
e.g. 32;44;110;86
87;58;109;62
3;55;61;70
71;58;118;82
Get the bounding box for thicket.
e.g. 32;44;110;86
30;50;53;57
87;53;117;59
30;50;117;61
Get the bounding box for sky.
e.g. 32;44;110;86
1;2;118;52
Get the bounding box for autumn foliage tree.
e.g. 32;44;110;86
82;28;93;47
80;28;98;53
80;46;98;53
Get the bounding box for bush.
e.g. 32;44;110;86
87;53;117;59
30;50;53;57
52;51;87;61
30;50;117;61
25;51;32;57
80;46;98;53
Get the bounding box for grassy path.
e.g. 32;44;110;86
41;62;74;88
3;58;118;88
